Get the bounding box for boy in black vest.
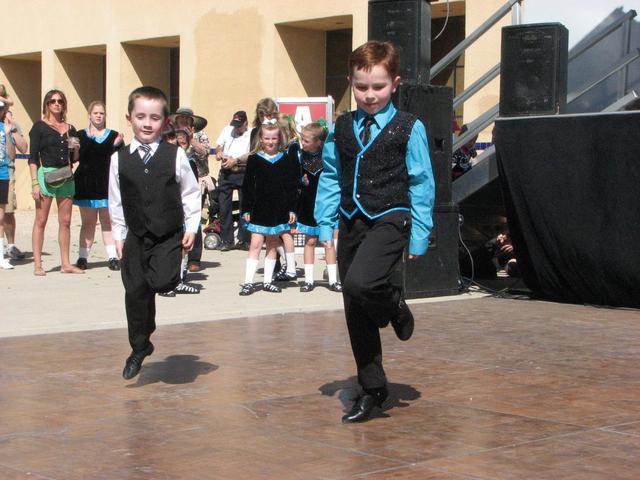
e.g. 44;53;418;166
316;41;435;422
108;86;201;380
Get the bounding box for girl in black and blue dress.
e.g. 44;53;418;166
73;101;123;270
296;123;341;292
239;121;300;295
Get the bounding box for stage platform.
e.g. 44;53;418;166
2;297;640;479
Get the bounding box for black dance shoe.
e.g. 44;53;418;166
300;282;315;292
328;282;343;292
108;258;120;271
219;242;234;252
341;387;388;423
274;271;297;282
76;257;88;270
122;342;154;380
391;299;415;341
239;283;256;296
263;283;282;293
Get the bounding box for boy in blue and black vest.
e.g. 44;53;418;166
316;41;435;423
108;86;201;380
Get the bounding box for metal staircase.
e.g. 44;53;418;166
445;5;639;204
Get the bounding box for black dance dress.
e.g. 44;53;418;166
241;146;300;235
74;128;120;206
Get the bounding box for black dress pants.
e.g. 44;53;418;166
217;171;249;244
121;229;183;352
338;210;411;391
187;224;203;264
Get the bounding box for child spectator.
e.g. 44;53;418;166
108;86;201;380
315;41;435;423
239;121;300;295
296;122;341;292
0;101;17;269
451;124;477;180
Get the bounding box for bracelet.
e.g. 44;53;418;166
32;180;39;187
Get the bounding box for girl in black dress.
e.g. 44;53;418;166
239;121;300;295
73;101;123;270
296;123;341;292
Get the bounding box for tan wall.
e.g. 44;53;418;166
463;0;514;141
0;0;505;208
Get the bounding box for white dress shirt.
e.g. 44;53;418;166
108;138;201;241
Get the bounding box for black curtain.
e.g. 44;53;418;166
495;112;640;308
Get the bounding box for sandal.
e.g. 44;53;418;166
239;283;256;296
300;283;315;292
175;282;200;294
262;283;282;293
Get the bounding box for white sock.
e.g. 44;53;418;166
304;264;314;285
327;263;338;284
276;245;286;264
181;256;188;280
105;244;117;259
244;258;259;284
285;252;296;275
263;257;277;285
79;247;90;259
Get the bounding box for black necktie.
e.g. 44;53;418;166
139;144;152;164
360;115;375;145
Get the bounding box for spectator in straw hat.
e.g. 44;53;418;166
170;107;212;271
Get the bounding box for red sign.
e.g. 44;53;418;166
275;97;334;130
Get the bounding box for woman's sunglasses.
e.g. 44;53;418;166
48;99;65;105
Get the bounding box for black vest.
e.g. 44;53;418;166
118;142;184;237
335;110;417;216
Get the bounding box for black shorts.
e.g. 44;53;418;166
0;179;9;205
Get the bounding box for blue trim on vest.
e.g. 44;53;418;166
257;151;284;164
295;222;319;236
349;110;400;218
340;205;410;220
244;222;291;235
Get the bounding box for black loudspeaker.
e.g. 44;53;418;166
394;84;453;204
403;203;460;299
500;23;569;116
368;0;432;84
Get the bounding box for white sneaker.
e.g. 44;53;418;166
0;259;14;270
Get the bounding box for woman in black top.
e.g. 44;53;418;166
28;89;82;276
73;101;123;271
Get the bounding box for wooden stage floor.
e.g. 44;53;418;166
1;297;639;479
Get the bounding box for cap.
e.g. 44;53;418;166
230;111;248;127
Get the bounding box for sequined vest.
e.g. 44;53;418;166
334;110;416;216
118;142;184;237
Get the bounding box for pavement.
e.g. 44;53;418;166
1;208;481;338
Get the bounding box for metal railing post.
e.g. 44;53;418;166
430;0;521;80
619;16;633;97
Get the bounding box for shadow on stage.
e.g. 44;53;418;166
127;354;218;388
319;377;421;419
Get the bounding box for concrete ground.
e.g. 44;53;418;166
1;209;475;338
4;209;639;479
